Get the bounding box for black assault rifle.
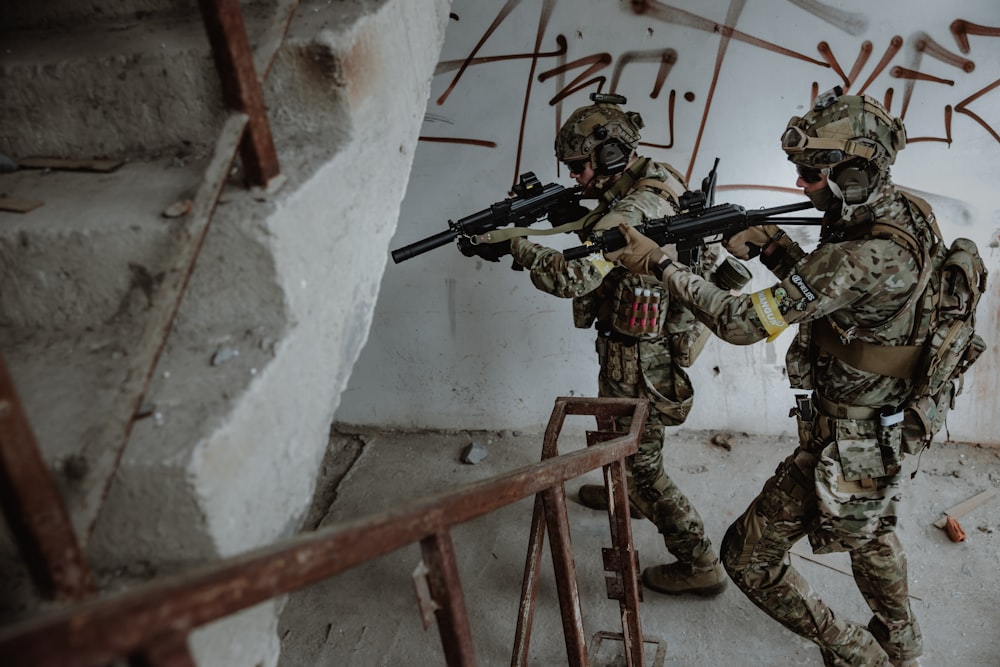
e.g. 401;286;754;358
391;172;583;264
563;159;822;262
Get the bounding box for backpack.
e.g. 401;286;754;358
904;232;987;451
813;193;988;453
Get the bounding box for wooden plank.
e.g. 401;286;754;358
18;157;124;173
0;196;44;213
933;488;997;529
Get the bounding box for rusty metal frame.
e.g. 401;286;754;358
512;397;647;666
197;0;283;188
0;354;94;601
0;397;648;667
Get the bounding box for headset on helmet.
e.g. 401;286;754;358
555;92;644;176
781;87;907;204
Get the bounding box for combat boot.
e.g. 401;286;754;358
640;560;727;597
819;622;890;666
577;484;642;518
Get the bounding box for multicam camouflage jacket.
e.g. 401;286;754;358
663;180;926;412
510;157;718;343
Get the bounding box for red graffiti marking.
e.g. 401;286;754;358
854;36;903;96
417;136;498;148
950;19;1000;55
537;52;614;105
435;0;567;105
511;0;560;187
955;79;1000;144
892;66;955;87
915;32;975;73
609;49;679;99
637;90;678;151
785;0;869;36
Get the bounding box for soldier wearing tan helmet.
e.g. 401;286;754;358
508;93;750;597
607;86;932;665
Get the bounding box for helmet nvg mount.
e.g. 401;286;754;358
781;86;907;172
556;92;644;176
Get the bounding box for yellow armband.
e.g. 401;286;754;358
750;288;788;341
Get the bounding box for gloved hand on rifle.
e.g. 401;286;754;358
723;224;779;260
458;236;512;262
547;201;590;227
605;224;667;276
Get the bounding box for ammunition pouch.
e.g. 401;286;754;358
610;273;667;340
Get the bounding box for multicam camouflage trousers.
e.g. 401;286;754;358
596;334;716;567
720;408;922;664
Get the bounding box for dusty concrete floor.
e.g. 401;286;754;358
276;422;1000;667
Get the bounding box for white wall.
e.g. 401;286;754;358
337;0;1000;445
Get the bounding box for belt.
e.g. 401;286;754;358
813;392;880;421
597;329;640;346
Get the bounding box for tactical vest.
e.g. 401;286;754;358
810;192;987;451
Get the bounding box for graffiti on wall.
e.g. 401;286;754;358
420;0;999;192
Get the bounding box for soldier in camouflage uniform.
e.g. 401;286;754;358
607;88;926;666
506;94;738;596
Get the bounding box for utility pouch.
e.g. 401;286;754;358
670;323;711;368
601;336;639;384
834;418;884;483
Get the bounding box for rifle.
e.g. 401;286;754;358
391;172;583;264
562;160;822;262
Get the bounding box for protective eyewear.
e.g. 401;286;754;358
781;121;875;167
564;159;589;175
795;164;826;184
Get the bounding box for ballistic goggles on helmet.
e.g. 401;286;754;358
781;122;878;168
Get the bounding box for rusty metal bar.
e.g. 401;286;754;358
0;397;645;667
511;494;545;667
74;112;248;544
0;353;94;601
72;0;299;546
604;457;643;662
420;530;478;667
198;0;281;187
542;483;589;666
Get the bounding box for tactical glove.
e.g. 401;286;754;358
723;224;779;260
605;223;666;276
458;237;511;262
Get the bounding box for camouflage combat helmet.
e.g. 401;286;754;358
781;86;906;173
556;92;644;174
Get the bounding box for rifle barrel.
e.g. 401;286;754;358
391;228;456;263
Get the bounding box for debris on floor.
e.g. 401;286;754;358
710;432;735;451
461;440;488;464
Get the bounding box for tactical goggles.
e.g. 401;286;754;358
795;164;827;184
563;159;589;175
781;121;877;167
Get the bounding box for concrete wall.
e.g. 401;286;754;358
338;0;1000;445
1;1;452;664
